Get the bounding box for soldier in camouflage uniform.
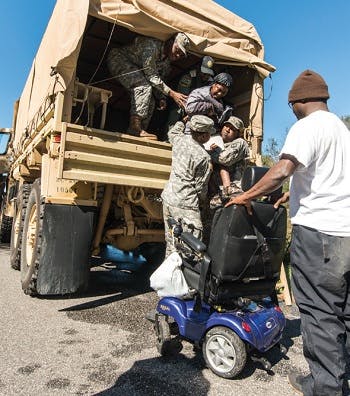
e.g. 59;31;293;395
107;33;190;140
161;115;215;257
166;56;215;130
208;116;250;208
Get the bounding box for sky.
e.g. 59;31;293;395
1;1;349;152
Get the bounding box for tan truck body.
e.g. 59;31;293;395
0;0;274;295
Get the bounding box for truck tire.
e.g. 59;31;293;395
0;200;12;243
20;178;95;296
20;179;43;295
10;184;31;270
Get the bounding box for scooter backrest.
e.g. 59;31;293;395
241;166;282;199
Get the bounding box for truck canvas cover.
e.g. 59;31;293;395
14;0;275;144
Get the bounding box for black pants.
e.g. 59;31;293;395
291;225;350;396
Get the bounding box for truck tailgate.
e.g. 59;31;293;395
58;123;172;189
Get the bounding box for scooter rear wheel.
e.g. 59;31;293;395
203;326;247;378
155;314;182;356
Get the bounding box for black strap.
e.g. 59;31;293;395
198;254;211;300
234;242;262;280
251;223;273;279
193;294;202;313
246;206;281;280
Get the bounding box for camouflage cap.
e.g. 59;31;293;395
224;116;244;132
174;32;190;56
201;56;215;76
190;115;216;134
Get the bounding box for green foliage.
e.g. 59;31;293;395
261;154;275;167
263;137;280;164
341;115;350;129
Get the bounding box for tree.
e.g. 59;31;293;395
262;137;280;166
341;115;350;129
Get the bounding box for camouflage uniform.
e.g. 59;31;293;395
162;117;213;256
177;56;215;96
209;137;249;208
107;36;172;129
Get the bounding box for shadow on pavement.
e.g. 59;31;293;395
94;354;210;396
57;261;161;311
46;243;165;308
0;243;10;250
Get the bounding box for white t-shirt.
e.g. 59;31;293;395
280;110;350;236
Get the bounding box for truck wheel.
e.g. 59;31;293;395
0;200;12;243
20;180;43;295
10;184;31;270
203;326;247;379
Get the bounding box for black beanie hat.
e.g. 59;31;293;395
288;69;330;103
213;72;233;87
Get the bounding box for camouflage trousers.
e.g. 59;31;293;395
107;48;155;129
209;182;243;210
163;203;204;258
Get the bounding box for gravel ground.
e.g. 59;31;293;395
0;243;307;395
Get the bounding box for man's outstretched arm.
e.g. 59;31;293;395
225;156;298;213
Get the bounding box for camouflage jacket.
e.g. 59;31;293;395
177;69;213;95
210;137;249;188
109;36;172;96
162;123;212;210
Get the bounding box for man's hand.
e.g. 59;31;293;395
209;143;219;151
169;90;188;108
225;193;253;215
273;191;290;209
157;99;167;111
207;105;215;117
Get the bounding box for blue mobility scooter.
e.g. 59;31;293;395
152;167;287;379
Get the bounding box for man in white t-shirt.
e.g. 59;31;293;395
226;69;350;396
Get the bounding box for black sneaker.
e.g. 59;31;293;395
287;372;309;395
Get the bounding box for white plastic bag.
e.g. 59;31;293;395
150;252;189;297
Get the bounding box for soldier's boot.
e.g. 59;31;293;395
128;115;158;140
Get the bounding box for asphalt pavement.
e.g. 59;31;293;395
0;243;307;396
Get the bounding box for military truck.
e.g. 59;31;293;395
0;129;13;243
0;0;275;296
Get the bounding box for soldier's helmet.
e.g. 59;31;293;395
201;56;215;76
174;33;190;56
190;115;216;134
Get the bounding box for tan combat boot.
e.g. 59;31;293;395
128;115;158;140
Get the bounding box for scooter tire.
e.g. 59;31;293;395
203;326;247;379
155;314;182;356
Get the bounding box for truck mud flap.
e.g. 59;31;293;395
36;204;95;295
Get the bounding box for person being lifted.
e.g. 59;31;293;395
184;72;233;134
167;56;215;130
107;32;190;140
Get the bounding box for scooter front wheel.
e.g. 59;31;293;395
203;326;247;378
